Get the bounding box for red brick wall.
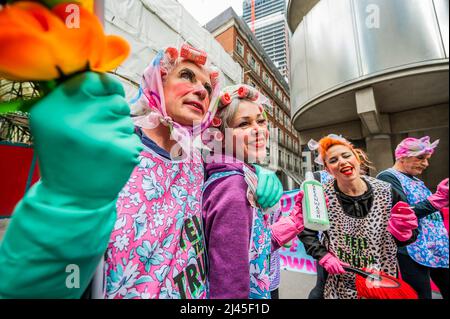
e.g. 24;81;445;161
215;27;235;54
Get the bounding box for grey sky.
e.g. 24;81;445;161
177;0;244;25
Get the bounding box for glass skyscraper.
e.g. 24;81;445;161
243;0;290;79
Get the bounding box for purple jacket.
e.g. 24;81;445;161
202;157;278;299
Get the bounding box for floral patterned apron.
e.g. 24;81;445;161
387;168;449;268
203;169;272;299
105;145;208;299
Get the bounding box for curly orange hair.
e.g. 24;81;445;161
318;136;373;171
318;136;354;161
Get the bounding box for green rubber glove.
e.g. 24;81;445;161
30;71;142;209
0;72;142;298
254;164;283;208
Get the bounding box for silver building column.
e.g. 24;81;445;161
365;134;394;176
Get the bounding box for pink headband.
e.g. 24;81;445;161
395;136;439;160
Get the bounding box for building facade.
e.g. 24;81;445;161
287;0;449;188
243;0;290;80
206;8;303;189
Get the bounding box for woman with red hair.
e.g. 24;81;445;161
298;134;419;299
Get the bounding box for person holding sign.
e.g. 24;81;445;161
298;134;419;299
201;85;304;299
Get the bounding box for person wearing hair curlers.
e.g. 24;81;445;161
101;44;218;300
102;46;282;299
202;85;303;299
298;134;418;299
377;136;449;299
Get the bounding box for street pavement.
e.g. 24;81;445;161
279;270;316;299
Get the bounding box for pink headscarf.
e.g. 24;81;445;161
130;44;222;159
395;136;439;160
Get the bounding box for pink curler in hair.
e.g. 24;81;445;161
210;69;220;87
237;86;259;101
165;47;179;63
180;44;207;66
211;117;222;127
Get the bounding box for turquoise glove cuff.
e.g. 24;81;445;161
0;182;117;299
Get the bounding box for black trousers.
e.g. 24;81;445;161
270;288;279;299
398;253;449;299
308;264;327;299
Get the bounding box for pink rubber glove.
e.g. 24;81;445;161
428;178;449;211
388;201;418;242
271;191;305;247
319;253;349;275
324;193;330;208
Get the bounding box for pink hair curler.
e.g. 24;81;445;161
165;47;179;63
237;86;259;101
180;44;207;66
211;117;222;127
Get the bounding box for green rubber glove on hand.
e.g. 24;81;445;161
0;72;141;299
254;164;283;208
30;71;142;208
